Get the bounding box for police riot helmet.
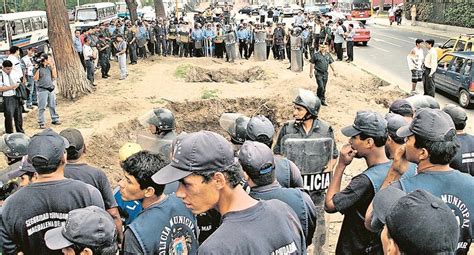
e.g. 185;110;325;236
293;89;321;117
147;108;176;131
219;113;250;145
293;27;302;36
0;133;30;159
246;115;275;141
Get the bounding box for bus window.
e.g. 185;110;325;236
352;2;370;10
32;17;43;30
0;21;6;41
23;19;32;33
76;8;98;21
11;20;25;35
41;17;48;28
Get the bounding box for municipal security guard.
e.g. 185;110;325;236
309;45;336;106
97;34;111;79
273;89;338;253
246;115;303;188
239;140;316;247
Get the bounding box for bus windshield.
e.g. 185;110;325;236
76;8;98;21
352;2;370;10
0;21;7;41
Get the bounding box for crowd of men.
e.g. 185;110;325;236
0;86;472;254
71;3;357;84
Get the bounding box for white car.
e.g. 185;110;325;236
283;5;293;17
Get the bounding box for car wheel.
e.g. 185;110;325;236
362;42;368;46
458;89;471;108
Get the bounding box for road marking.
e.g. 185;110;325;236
368;44;390;52
373;38;402;47
377;33;413;44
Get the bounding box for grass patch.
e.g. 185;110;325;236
201;89;219;99
175;64;192;78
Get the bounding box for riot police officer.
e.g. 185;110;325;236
138;108;177;159
246;115;303;188
0;133;30;168
219;113;250;155
309;45;336;106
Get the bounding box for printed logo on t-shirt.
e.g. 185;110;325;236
160;215;197;254
441;194;471;251
271;242;298;255
25;212;68;236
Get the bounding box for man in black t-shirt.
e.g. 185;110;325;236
0;129;104;255
442;104;474;176
59;128;123;244
325;111;390;254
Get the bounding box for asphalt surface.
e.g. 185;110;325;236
352;21;474;132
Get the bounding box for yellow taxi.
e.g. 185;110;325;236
436;34;474;60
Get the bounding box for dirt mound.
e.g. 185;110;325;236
185;66;268;83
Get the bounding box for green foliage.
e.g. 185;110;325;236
444;3;474;28
3;0;126;12
201;89;219;99
175;64;192;79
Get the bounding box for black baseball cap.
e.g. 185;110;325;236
59;128;85;151
442;104;468;126
238;141;275;178
27;129;69;168
389;99;414;117
44;206;116;250
151;131;235;185
372;187;458;254
246;115;275;141
7;158;36;179
396;108;456;142
341;111;387;137
385;113;409;137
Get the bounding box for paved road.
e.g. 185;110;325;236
353;21;474;132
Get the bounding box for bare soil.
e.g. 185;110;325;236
2;55;408;254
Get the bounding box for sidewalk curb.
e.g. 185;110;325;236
370;18;459;39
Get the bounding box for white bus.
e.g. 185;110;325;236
74;2;117;31
0;11;49;55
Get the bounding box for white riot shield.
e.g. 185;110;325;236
290;35;303;72
136;131;173;158
283;137;333;192
254;31;267;61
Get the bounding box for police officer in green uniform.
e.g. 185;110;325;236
273;89;338;252
309;45;336;106
97;34;111;79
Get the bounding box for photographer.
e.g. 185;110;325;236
83;36;96;85
33;54;61;129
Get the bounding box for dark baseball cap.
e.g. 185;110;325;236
44;206;116;250
246;115;275;140
238;141;275;177
372;187;459;254
396;108;456;142
389;99;413;117
151;131;235;185
27;129;69;168
7;158;36;179
385;113;409;137
341;111;387;137
442;104;468;126
59;128;84;151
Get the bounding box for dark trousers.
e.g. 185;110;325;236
273;16;278;22
276;44;285;60
3;96;24;133
128;43;138;63
286;45;291;62
138;46;147;58
85;60;94;83
99;55;110;77
423;68;436;97
347;41;354;61
148;41;156;55
78;52;86;71
266;45;272;59
247;41;254;58
239;40;248;59
334;42;343;60
215;43;224;58
315;71;329;103
156;38;167;56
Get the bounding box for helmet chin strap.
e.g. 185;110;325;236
296;113;315;123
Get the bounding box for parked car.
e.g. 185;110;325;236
434;52;474;108
343;21;371;46
250;5;260;15
435;34;474;60
373;3;392;12
291;4;303;15
315;3;332;14
238;6;253;15
304;4;321;15
282;4;294;17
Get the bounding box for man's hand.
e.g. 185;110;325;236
392;145;409;175
338;143;356;167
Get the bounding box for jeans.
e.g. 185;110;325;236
26;75;37;106
37;90;59;125
3;96;23;133
118;53;127;79
128;43;138;63
85;60;94;83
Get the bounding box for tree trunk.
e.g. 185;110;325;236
125;0;139;23
154;0;166;19
44;0;93;100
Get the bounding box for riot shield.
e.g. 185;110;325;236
219;113;250;144
290;35;303;72
136;131;173;158
254;31;267;61
283;137;333;192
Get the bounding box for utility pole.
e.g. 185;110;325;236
3;0;6;14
